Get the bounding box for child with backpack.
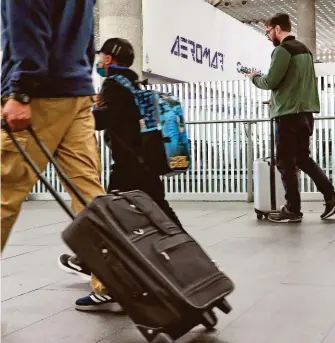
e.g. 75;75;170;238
59;38;187;311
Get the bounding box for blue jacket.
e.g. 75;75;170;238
1;0;96;97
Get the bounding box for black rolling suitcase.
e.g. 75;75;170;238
2;120;235;343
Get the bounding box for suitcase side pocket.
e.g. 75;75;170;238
102;248;146;298
153;233;219;291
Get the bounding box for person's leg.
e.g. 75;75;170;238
75;273;123;312
51;97;108;291
53;96;104;212
295;114;335;219
150;185;184;229
1;131;36;250
1;98;76;251
51;98;122;311
110;167;184;228
275;120;302;195
137;171;184;229
269;115;302;223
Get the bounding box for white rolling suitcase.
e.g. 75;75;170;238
254;158;286;219
254;119;286;220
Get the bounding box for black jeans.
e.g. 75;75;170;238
275;112;334;213
107;166;184;229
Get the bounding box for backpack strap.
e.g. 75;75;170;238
108;75;136;93
108;75;141;107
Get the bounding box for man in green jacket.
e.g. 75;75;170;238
248;13;335;223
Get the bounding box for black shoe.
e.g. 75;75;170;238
268;205;303;223
321;196;335;220
58;254;91;281
75;292;123;312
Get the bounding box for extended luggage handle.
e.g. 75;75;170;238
269;118;277;211
1;119;88;219
262;102;277;210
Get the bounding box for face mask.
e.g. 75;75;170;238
96;62;106;77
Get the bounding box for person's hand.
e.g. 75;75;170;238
95;94;101;109
246;72;260;80
2;99;32;132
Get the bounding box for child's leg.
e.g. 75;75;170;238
139;174;184;229
109;168;184;229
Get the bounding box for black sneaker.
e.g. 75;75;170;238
75;292;123;312
321;196;335;220
58;254;91;281
268;205;303;223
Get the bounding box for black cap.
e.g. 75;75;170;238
97;38;135;67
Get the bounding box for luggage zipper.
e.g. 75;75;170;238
184;272;227;297
132;228;158;243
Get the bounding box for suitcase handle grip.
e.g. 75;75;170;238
123;192;178;235
1;119;88;219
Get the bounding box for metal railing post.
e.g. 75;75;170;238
247;122;254;202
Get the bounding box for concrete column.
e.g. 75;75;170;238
98;0;143;78
297;0;317;59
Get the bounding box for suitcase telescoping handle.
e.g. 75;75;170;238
1;119;88;220
263;101;277;211
270;118;277;211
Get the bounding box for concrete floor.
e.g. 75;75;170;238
1;201;335;343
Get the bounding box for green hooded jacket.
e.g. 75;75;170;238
252;36;320;119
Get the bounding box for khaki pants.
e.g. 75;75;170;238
1;96;107;294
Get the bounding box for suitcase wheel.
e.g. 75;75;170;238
255;210;264;220
201;309;218;331
217;298;232;314
151;333;174;343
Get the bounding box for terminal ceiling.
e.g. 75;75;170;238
216;0;335;62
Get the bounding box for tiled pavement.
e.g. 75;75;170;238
1;201;335;343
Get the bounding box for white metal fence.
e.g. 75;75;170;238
30;75;335;201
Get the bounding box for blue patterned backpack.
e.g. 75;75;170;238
108;75;191;177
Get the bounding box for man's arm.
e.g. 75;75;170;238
87;33;96;75
252;46;291;90
6;0;52;95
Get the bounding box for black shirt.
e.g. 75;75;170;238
93;67;143;173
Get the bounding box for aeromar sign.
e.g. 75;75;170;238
171;35;225;71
